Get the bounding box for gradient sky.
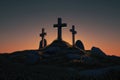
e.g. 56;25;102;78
0;0;120;56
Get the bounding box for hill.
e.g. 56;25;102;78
0;40;120;80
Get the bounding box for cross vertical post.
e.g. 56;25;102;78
53;18;67;41
70;25;77;47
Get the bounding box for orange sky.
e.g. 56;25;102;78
0;23;120;56
0;0;120;56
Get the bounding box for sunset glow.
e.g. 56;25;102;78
0;26;120;56
0;0;120;56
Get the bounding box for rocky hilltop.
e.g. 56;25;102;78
0;40;120;80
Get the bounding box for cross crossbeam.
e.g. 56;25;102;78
53;18;67;41
40;28;46;39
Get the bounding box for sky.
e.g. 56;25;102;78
0;0;120;56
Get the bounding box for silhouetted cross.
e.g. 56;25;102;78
40;28;46;41
53;18;67;41
70;25;77;46
39;28;47;49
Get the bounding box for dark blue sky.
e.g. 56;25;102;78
0;0;120;56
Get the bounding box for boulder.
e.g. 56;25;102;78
75;40;85;50
91;47;106;57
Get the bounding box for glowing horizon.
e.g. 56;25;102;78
0;0;120;56
0;24;120;57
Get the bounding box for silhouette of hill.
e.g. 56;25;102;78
0;41;120;80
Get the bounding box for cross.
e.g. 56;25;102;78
53;18;67;41
70;25;77;46
39;28;47;48
40;28;46;40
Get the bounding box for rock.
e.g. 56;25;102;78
91;47;106;57
75;40;85;50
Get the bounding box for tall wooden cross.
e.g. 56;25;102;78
39;28;47;48
53;18;67;41
70;25;77;46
